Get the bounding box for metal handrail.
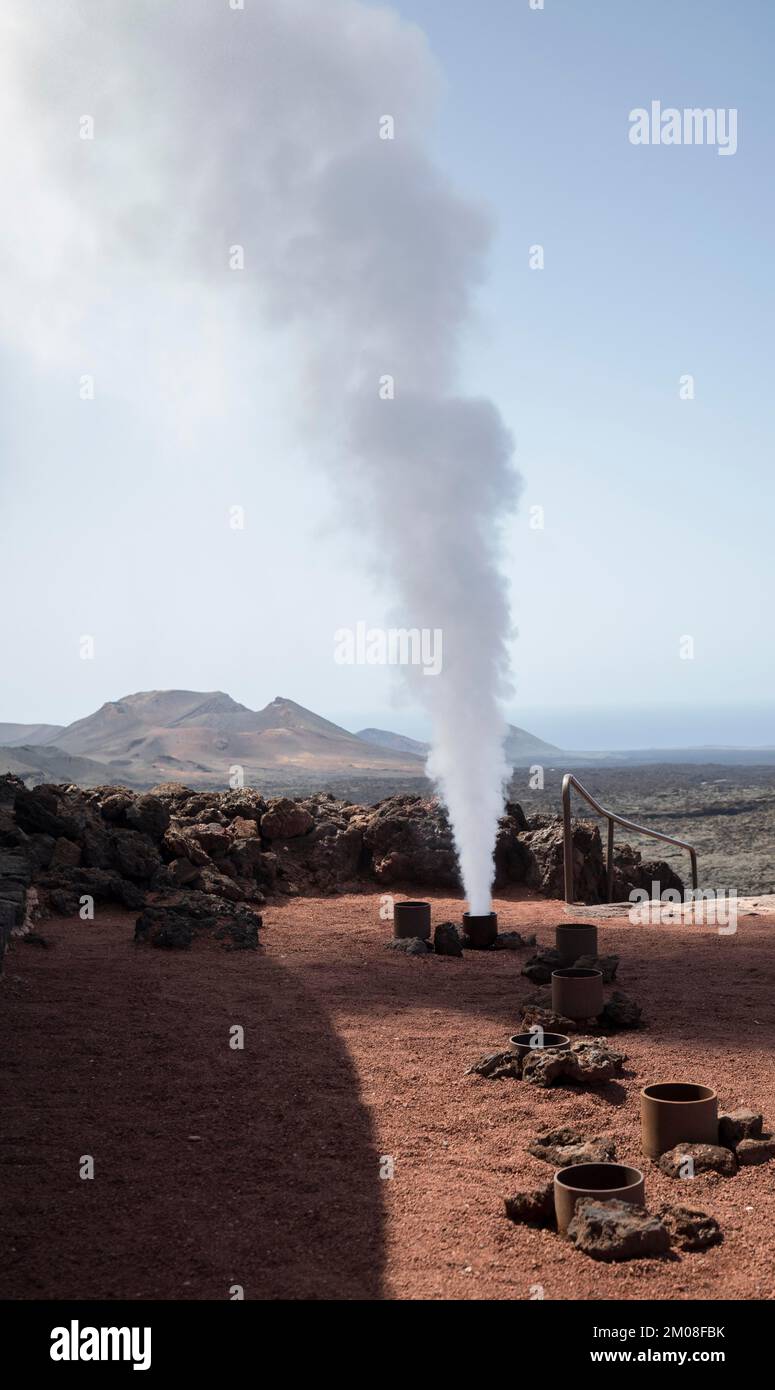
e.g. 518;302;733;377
562;772;698;905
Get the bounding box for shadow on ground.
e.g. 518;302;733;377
0;921;386;1300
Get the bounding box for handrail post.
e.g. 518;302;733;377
562;774;574;903
561;769;698;910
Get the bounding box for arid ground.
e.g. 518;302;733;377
1;889;774;1301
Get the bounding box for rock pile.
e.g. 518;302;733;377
0;774;686;950
656;1106;775;1177
504;1182;722;1260
466;1037;626;1088
518;990;643;1035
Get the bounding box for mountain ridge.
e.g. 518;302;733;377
0;689;559;789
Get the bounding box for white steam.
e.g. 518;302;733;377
0;0;520;914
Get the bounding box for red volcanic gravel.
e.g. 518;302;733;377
1;889;774;1301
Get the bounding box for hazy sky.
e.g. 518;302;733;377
1;0;772;748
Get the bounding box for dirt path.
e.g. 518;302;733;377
2;890;774;1300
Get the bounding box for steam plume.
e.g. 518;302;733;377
0;0;520;913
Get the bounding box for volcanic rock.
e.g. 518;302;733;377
612;846;685;901
718;1109;763;1148
569;1037;627;1082
219;790;267;822
198;867;245;902
523;819;606;902
134;893;262;950
658;1204;723;1251
14;786;80;840
519;1002;580;1034
385;935;430;956
567;1199;670;1261
735;1136;775;1166
528;1127;616;1167
493;814;531;887
110;829;162;882
465;1049;521;1080
214;919;260;950
494;930;535;950
125;794;170;841
574;953;619;983
364;796;459;887
100;792;134;823
260;798;313;841
504;1181;554;1227
50;837;82;869
230;816;260;840
186;822;232;857
520;1049;573;1087
434;922;463;957
521;947;562;985
164;857;200;887
599;992;643;1030
658;1143;738;1178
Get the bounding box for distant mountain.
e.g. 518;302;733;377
0;691;560;791
19;690;426;788
0;722;64;747
356;728;428;756
356;722;560;766
0;744;115;787
503;725;561;763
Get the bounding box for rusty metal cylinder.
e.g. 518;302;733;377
462;911;498;949
640;1083;718;1159
551;967;604;1020
554;1162;645;1235
555;921;598;965
393;900;431;940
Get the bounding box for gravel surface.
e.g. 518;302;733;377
1;889;773;1300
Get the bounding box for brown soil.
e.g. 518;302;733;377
1;890;774;1301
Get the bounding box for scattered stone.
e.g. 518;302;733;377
567;1199;670;1261
658;1143;738;1178
465;1050;521;1080
718;1109;763;1149
574;952;619;983
521;1037;625;1088
735;1136;775;1166
658;1204;723;1251
519;1002;580;1034
599;992;643;1030
385;935;430;956
494;930;535;950
434;922;463;957
570;1037;627;1082
528;1127;616;1166
504;1181;554;1227
520;1049;571;1086
521;947;562;985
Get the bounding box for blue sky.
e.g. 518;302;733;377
387;0;774;743
0;0;771;749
